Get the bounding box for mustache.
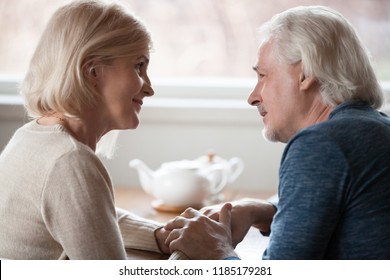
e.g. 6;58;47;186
257;105;267;116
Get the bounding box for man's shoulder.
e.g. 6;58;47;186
291;108;375;144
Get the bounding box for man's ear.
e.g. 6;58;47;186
299;72;317;91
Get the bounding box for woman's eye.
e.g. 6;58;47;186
135;63;145;74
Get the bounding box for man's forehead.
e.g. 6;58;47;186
255;41;272;66
258;40;273;56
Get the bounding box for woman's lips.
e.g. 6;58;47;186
133;98;143;113
133;98;143;106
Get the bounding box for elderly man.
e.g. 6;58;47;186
164;6;390;260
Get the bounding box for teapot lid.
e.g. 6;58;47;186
196;151;227;164
207;152;215;163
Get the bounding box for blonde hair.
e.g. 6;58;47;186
259;6;384;109
21;0;152;118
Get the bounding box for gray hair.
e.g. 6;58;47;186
258;6;384;109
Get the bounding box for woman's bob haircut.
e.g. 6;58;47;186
21;0;152;119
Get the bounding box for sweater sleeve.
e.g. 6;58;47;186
116;208;163;253
41;149;127;259
263;130;349;259
168;251;190;260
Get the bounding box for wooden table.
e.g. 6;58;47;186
114;186;274;260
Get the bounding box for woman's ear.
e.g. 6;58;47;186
82;59;101;90
84;61;97;78
82;58;101;80
89;66;97;77
299;72;317;91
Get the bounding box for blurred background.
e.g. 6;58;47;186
0;0;389;193
1;0;390;79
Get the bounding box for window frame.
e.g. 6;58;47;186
1;77;389;125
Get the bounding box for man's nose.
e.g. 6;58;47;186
247;84;262;106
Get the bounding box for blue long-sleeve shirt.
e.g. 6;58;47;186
262;101;390;259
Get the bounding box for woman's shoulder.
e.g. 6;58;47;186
42;133;113;200
23;120;98;160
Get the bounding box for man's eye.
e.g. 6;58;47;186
252;66;265;80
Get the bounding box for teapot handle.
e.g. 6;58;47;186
206;165;229;195
228;157;244;183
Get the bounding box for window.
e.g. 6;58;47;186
0;0;389;101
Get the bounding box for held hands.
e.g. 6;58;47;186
154;227;171;254
157;199;276;259
164;203;238;260
200;201;254;247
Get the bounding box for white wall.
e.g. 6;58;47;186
2;79;390;194
100;109;285;193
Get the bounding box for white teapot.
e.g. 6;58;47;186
194;152;244;185
129;154;243;208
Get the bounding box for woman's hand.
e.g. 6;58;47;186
154;227;171;254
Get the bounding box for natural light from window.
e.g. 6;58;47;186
0;0;389;101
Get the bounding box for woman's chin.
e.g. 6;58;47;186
113;116;139;130
127;117;140;129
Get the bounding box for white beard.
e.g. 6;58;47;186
262;126;278;143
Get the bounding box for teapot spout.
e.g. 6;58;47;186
129;159;154;194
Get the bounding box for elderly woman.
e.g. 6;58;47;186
0;0;171;259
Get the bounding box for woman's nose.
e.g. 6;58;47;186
144;84;154;97
143;76;154;97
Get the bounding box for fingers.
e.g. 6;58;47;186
164;228;182;250
164;207;199;231
162;204;235;260
180;207;200;218
219;203;233;229
154;227;171;254
164;216;184;231
200;207;220;221
200;207;213;215
167;233;187;254
164;208;210;252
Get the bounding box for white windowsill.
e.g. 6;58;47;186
0;94;260;125
1;78;389;124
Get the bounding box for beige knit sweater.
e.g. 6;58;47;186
0;121;167;259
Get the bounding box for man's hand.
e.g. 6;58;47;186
200;199;276;247
164;203;238;259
